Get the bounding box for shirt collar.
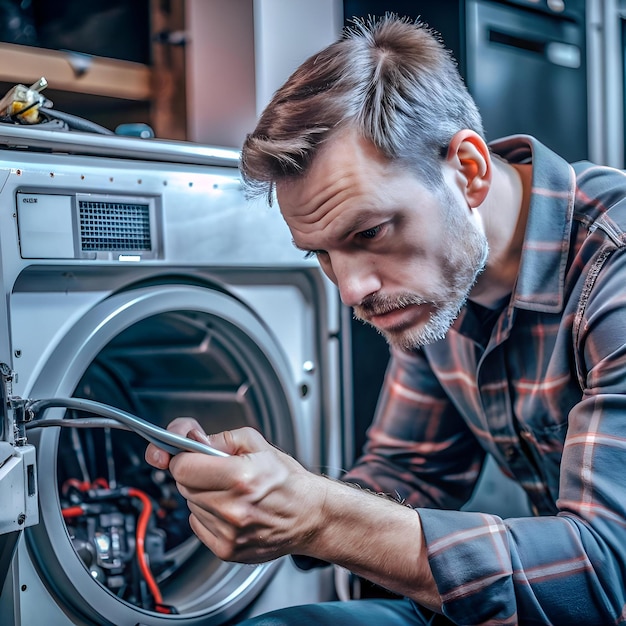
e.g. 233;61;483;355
488;134;576;313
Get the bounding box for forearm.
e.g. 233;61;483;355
301;475;442;610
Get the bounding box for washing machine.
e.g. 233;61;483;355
0;125;346;625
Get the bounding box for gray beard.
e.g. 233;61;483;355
355;231;489;350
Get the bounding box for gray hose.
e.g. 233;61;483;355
26;397;228;457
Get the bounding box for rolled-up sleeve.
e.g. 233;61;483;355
418;506;625;624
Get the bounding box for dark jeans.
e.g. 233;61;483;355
235;599;451;625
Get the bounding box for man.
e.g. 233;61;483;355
146;15;626;625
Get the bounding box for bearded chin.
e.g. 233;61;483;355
389;300;464;349
364;239;488;351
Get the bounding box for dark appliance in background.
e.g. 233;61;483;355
343;0;589;461
465;0;587;159
0;0;151;63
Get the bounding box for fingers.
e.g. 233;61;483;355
168;427;274;491
145;443;169;469
145;420;270;474
187;508;269;564
168;416;205;435
186;495;290;564
203;426;271;456
145;416;205;469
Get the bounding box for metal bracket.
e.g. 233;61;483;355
0;363;39;537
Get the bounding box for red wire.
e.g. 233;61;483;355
60;478;166;610
62;505;85;519
127;487;164;607
61;478;91;495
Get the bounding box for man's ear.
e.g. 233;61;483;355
444;130;491;208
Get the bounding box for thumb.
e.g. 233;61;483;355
191;426;271;456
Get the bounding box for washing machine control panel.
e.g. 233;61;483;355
16;191;161;261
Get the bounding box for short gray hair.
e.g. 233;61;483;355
240;14;484;202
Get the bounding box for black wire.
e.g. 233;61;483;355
38;108;115;135
8;100;39;121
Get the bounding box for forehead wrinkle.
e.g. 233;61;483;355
278;130;398;248
286;177;388;253
292;171;359;226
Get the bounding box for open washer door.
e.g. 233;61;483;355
23;282;302;625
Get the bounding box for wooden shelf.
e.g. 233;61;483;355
0;0;186;140
0;42;152;101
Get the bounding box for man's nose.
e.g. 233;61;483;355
332;254;381;307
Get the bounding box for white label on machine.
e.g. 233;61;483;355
16;193;75;259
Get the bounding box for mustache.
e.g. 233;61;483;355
355;293;434;318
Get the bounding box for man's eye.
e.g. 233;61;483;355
359;225;382;239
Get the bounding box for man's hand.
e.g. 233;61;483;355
145;419;441;609
145;419;327;563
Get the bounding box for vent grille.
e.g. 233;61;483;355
79;200;152;252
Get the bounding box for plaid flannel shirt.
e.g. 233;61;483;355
345;135;626;624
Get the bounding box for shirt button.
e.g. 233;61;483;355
504;446;518;461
